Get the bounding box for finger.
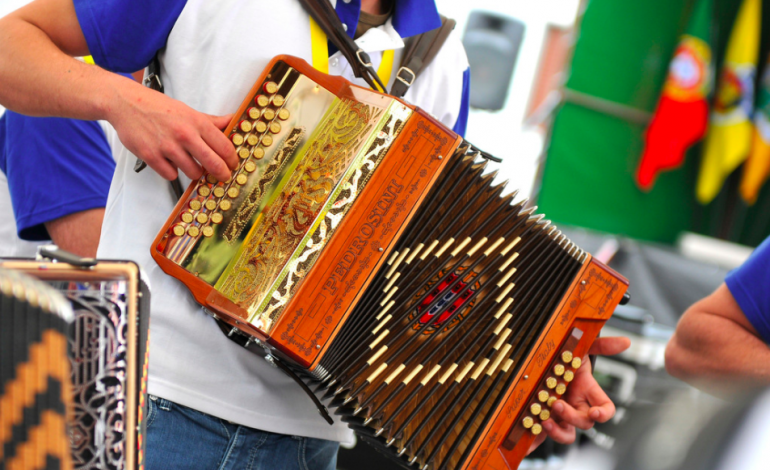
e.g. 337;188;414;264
186;133;231;182
203;114;239;170
551;400;594;430
588;337;631;356
148;155;179;181
584;387;616;423
208;113;234;130
542;419;576;445
526;434;547;455
163;141;204;180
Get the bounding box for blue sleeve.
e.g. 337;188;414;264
452;67;471;137
2;112;115;241
72;0;188;72
726;236;770;344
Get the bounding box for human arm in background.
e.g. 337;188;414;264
0;0;236;181
43;208;104;257
665;283;770;397
528;336;631;451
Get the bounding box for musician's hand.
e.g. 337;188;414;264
527;336;631;453
108;82;238;182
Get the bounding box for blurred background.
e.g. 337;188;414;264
339;0;770;468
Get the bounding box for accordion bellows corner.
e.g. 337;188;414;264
151;55;628;470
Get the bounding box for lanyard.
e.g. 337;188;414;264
309;17;394;93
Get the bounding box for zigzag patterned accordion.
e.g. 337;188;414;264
152;55;629;470
0;259;150;470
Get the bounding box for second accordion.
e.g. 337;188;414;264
152;55;629;470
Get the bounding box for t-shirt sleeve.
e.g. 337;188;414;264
452;67;471;137
3;111;115;241
726;236;770;344
72;0;188;72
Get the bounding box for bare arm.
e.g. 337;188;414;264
43;208;104;257
0;0;237;181
665;283;770;396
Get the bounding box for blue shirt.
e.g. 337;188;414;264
72;0;469;135
0;112;115;240
726;236;770;343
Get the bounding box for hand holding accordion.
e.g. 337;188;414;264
151;55;629;470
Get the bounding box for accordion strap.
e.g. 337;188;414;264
297;0;386;92
390;16;456;99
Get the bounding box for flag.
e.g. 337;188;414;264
696;0;761;204
636;0;713;191
740;56;770;204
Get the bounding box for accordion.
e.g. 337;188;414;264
151;55;629;470
0;254;150;470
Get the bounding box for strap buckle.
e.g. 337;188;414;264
143;73;163;92
396;66;416;87
356;49;373;68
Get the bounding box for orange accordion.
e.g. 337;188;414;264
151;55;629;470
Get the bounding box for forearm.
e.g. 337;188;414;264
43;208;105;258
666;308;770;394
0;13;130;120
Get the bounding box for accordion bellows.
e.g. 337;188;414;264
0;260;150;470
152;55;628;470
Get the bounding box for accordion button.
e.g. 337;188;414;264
189;199;202;211
207;174;218;184
522;417;534;429
220;200;232;211
202;226;214;238
187;226;200;237
271;95;285;107
198;186;211;197
205;200;217;211
554;364;565;376
248;107;261;120
254;121;268;134
231;133;244;146
181;212;194;224
253;148;266;159
545;377;557;389
531;424;543;436
227;187;240;198
263;109;276;121
236;174;248;185
173;224;185;237
278;109;290;120
256;95;270;107
211;213;223;224
555;384;567;396
563;370;574;383
238;148;250;159
530;404;542;415
262;135;273;147
540;410;551;421
213;187;226;198
196;213;208;224
547;396;558;407
572;357;582;369
239;120;252;133
247;134;260;146
561;351;573;363
538;390;549;402
244;161;257;173
269;122;281;134
264;82;279;94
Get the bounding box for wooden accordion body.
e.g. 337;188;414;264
151;55;628;470
0;259;150;470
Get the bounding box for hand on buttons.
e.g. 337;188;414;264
527;336;631;453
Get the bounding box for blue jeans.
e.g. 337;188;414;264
145;396;339;470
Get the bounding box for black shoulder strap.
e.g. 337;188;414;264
297;0;386;91
390;16;456;98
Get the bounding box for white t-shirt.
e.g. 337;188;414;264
76;0;469;442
